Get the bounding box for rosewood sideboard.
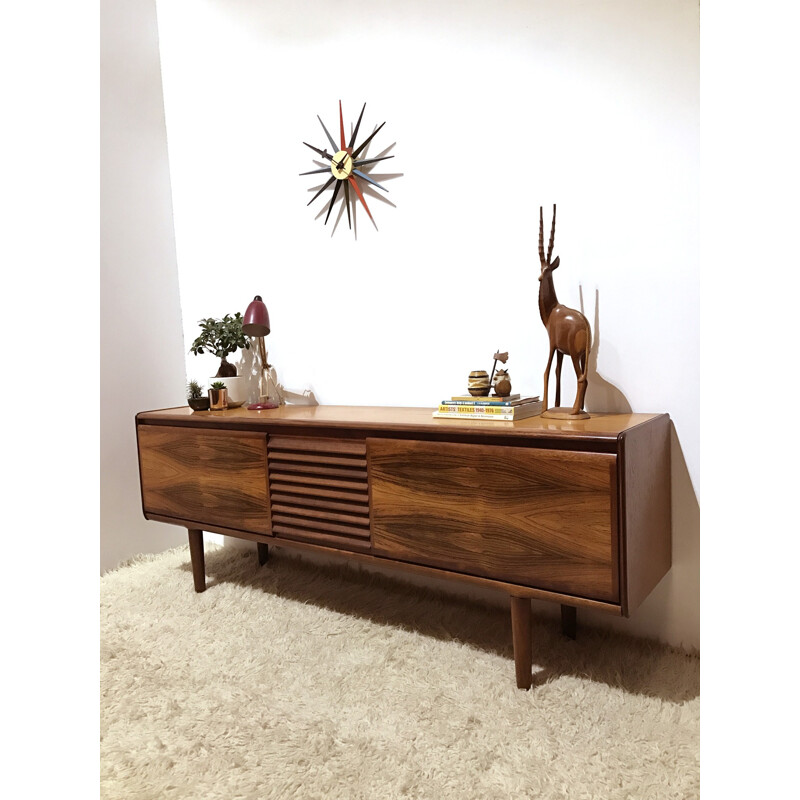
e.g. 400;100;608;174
135;405;671;689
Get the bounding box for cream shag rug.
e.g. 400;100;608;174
101;545;699;800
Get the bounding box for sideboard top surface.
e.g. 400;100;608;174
136;405;665;444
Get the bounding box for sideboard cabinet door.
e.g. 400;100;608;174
138;426;270;535
368;439;618;603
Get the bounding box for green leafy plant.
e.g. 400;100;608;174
186;380;204;400
190;313;250;378
210;381;226;390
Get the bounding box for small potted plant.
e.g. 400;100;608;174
190;312;251;405
208;380;228;410
186;380;209;411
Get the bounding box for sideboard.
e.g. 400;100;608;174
135;405;671;689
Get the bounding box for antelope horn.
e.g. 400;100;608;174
538;206;545;265
546;204;556;264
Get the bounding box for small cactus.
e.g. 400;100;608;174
210;381;226;390
187;380;204;400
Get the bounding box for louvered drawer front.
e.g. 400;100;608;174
267;435;371;552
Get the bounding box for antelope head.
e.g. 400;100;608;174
538;204;560;281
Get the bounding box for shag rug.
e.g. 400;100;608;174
100;544;699;800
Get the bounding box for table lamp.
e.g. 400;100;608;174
242;295;280;410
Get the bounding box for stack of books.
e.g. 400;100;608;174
432;394;543;421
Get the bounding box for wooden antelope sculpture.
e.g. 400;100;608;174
538;204;591;418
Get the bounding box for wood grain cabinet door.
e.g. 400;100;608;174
138;426;270;535
368;439;618;603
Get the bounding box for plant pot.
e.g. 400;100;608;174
208;375;247;406
208;387;228;410
188;397;210;411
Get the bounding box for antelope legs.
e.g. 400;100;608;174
542;347;556;411
571;351;588;414
554;352;564;407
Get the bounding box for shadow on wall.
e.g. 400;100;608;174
235;342;319;406
550;285;698;649
583;287;632;414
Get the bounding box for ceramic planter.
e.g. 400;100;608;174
208;375;247;406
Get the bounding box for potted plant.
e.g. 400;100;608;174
186;380;209;411
190;312;250;406
208;380;228;410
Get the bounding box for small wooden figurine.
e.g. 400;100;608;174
493;369;512;397
537;204;591;418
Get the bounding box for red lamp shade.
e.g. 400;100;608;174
242;295;270;337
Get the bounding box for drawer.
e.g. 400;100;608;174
138;426;270;535
368;439;618;602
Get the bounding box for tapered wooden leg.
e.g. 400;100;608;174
257;542;270;566
510;596;532;690
187;529;206;593
561;604;577;639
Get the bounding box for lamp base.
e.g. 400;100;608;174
247;402;280;410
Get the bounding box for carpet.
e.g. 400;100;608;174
100;544;699;800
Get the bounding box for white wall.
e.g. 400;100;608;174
100;0;188;572
155;0;699;650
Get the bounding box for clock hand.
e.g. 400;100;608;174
317;115;338;153
348;174;375;226
351;121;386;160
324;179;343;225
347;102;366;151
352;155;394;168
306;175;336;206
353;168;388;192
303;141;334;161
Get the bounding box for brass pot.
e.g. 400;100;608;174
208;387;228;410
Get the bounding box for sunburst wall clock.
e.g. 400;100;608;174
300;101;395;235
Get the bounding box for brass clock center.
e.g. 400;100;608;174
331;150;353;180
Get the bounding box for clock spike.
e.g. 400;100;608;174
338;101;346;150
352;155;394;168
324;179;343;225
316;115;338;152
348;102;367;151
344;182;352;229
353;168;389;192
307;175;336;206
348;174;375;226
299;166;332;176
352;121;386;160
